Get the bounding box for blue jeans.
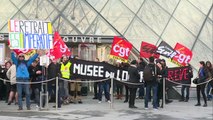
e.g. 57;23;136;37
181;85;190;100
145;83;158;108
17;78;30;108
206;83;212;100
98;82;110;101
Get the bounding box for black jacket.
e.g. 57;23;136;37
145;63;161;85
47;62;60;84
128;65;140;83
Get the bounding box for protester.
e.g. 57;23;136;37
160;59;173;104
137;58;146;99
70;55;83;104
11;50;41;110
47;59;61;108
6;62;18;105
28;59;44;108
128;60;140;108
155;59;163;108
123;63;130;103
93;58;100;100
0;65;5;100
195;61;207;107
59;56;72;104
205;61;213;101
98;61;111;104
179;63;193;102
144;56;160;110
2;61;12;103
115;62;123;100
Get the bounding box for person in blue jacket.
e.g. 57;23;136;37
11;50;42;110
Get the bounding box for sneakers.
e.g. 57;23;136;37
195;103;201;106
129;106;138;109
98;101;102;104
7;101;12;105
203;103;207;107
107;100;111;103
53;105;61;108
144;107;148;110
27;107;31;110
78;100;83;104
18;107;23;110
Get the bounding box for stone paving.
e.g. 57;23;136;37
0;96;212;120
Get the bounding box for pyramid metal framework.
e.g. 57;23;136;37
0;0;212;70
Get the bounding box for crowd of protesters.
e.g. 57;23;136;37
0;51;212;111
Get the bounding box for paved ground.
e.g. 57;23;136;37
0;96;212;120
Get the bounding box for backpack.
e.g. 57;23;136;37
143;64;156;82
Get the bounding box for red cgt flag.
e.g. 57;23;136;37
48;32;71;60
140;41;160;58
172;43;193;66
110;36;132;62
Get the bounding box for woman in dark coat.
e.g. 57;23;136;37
195;61;207;107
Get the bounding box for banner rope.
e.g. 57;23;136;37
166;78;213;86
114;79;144;86
0;77;56;84
59;77;111;83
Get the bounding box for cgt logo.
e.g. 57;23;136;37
113;44;130;57
110;37;133;61
173;43;193;66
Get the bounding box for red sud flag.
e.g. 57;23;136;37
140;41;160;58
172;43;193;66
109;36;132;62
48;32;71;60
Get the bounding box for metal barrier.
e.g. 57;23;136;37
0;77;212;110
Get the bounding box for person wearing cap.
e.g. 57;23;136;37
11;50;41;110
128;60;140;108
59;55;72;104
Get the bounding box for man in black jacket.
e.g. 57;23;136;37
128;60;140;108
144;56;161;110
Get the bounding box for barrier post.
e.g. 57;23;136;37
56;77;59;110
163;77;166;108
110;78;114;109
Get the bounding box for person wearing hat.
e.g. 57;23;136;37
128;60;140;108
11;50;42;110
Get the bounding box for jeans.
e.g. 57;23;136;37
181;85;190;100
145;83;158;108
98;82;110;101
206;83;212;100
17;78;30;108
59;79;70;99
138;84;144;97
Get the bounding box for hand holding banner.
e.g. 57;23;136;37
47;32;71;60
8;20;53;49
109;36;132;62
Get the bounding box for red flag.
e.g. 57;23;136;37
109;36;132;62
140;41;160;58
172;43;193;66
48;32;71;60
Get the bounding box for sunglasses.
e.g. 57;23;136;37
19;56;24;58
